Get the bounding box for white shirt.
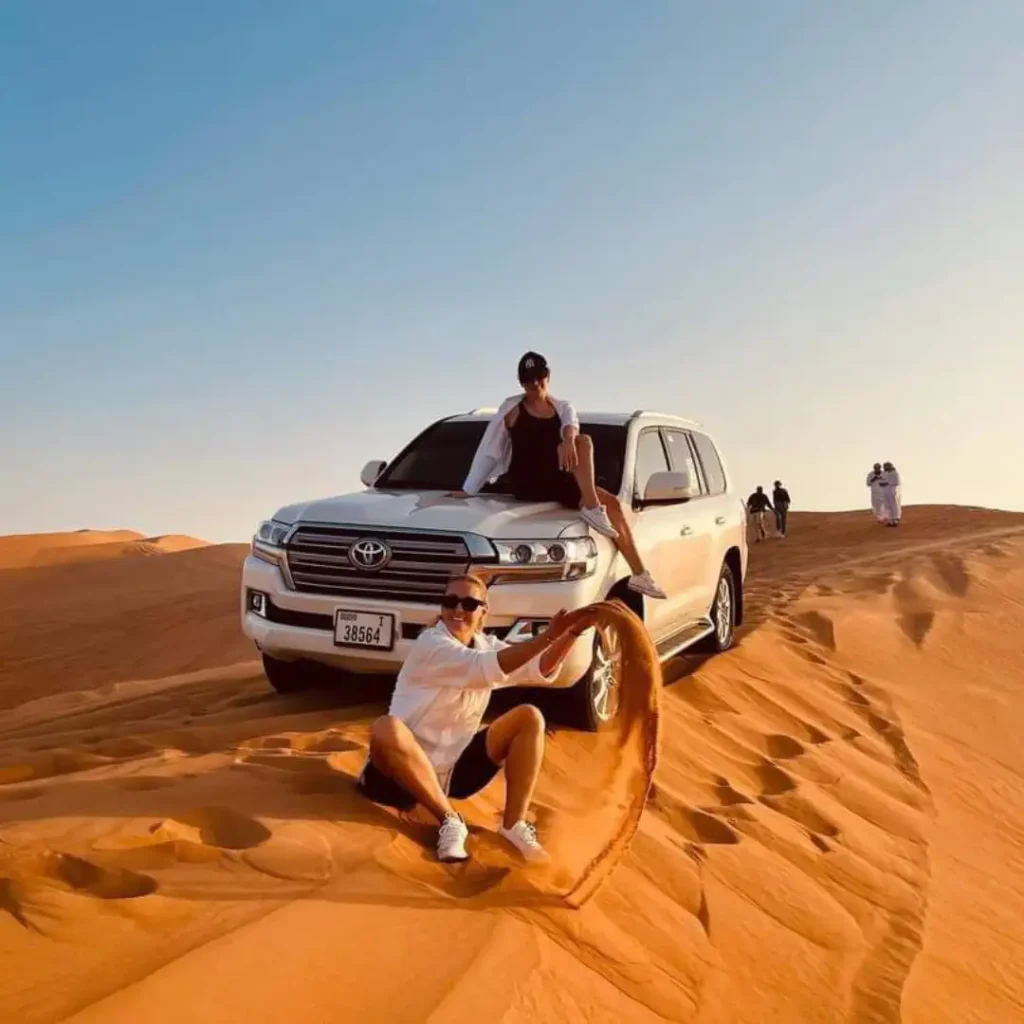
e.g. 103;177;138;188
387;622;555;780
462;394;579;494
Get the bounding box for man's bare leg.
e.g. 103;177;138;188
484;705;545;828
368;715;455;823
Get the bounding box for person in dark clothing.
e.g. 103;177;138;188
772;480;791;538
746;486;773;543
454;352;666;599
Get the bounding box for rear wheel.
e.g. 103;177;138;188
695;563;737;654
261;653;317;694
564;630;622;731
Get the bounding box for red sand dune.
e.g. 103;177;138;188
1;508;1024;1022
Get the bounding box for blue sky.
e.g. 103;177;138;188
2;2;1021;542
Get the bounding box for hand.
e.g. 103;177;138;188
545;609;573;640
546;606;598;641
557;440;578;473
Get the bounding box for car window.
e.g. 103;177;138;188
376;419;627;493
691;432;728;495
663;430;705;495
633;429;669;500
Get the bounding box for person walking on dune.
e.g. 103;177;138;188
746;485;773;542
772;480;791;538
452;351;666;600
866;463;887;524
358;572;601;863
881;461;902;527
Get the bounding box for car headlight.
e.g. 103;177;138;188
490;537;598;583
252;519;291;565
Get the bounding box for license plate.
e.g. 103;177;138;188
334;610;395;651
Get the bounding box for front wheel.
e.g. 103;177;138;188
695;563;737;654
563;630;621;732
261;653;317;694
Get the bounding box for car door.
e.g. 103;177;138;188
661;428;716;620
629;426;705;640
686;429;734;614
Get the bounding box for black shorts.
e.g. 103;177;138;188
356;728;502;811
500;471;582;510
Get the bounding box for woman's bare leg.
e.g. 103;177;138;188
368;715;455;823
596;487;645;576
571;434;602;508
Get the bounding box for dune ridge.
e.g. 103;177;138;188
0;509;1023;1021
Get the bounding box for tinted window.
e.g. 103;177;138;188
663;430;705;495
691;432;727;495
376;419;627;493
633;429;669;499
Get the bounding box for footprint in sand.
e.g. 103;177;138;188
755;761;797;797
45;853;158;899
157;806;272;850
766;734;806;759
795;611;837;650
648;785;740;845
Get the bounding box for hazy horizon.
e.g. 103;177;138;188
2;3;1020;543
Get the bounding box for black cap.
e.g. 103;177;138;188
517;351;549;383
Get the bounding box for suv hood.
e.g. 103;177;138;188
274;489;591;540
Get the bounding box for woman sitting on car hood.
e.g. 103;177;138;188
451;351;665;600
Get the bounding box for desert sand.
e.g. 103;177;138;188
2;508;1024;1023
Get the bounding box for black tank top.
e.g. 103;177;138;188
507;401;562;487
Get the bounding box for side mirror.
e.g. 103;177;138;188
643;470;695;503
360;459;387;488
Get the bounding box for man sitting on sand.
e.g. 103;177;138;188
358;573;600;863
452;351;666;600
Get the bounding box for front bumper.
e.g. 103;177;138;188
240;554;598;688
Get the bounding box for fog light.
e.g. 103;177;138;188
249;590;268;617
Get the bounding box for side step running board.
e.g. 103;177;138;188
655;619;715;660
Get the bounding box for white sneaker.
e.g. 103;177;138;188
497;820;550;863
628;571;667;600
579;505;618;538
436;813;469;863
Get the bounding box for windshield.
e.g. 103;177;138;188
375;419;627;494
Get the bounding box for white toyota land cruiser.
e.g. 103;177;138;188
241;409;747;730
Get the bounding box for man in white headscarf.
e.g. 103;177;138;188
866;463;887;524
881;462;902;526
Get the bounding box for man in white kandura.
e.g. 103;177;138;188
880;461;902;527
866;463;887;524
357;572;601;863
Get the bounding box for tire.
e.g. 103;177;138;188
563;630;622;732
695;562;737;654
262;653;317;694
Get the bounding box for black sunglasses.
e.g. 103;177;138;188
440;594;486;612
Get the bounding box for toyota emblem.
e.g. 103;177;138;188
349;538;392;571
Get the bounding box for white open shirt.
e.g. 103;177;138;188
386;621;555;785
462;394;579;494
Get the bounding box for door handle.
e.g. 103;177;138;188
680;525;693;536
715;516;726;525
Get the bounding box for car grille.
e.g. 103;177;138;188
285;525;486;604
